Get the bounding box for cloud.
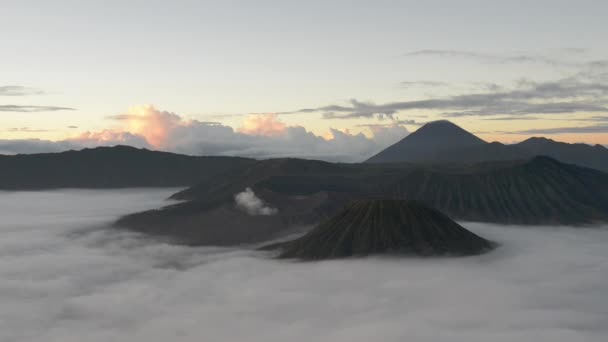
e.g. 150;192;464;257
400;80;449;88
166;121;407;162
106;105;182;148
102;105;411;162
354;122;420;147
1;105;408;162
6;127;52;133
0;139;77;155
0;85;44;96
234;188;278;216
356;119;421;128
579;116;608;122
0;105;75;112
71;130;151;148
283;74;608;119
403;49;585;67
2;189;608;341
480;116;541;121
0;86;74;112
238;113;287;136
277;55;608;121
0;132;150;155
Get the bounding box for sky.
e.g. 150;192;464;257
2;0;608;160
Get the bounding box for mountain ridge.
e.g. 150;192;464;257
0;145;255;189
115;155;608;246
366;120;608;172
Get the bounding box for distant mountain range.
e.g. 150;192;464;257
515;137;608;172
366;120;608;172
0;122;605;246
1;121;607;191
0;146;254;189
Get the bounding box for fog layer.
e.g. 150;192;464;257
1;190;607;342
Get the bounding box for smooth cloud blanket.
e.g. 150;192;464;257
0;189;607;342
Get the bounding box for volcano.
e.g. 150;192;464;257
366;120;486;163
267;199;495;260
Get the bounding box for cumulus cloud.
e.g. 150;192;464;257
1;189;608;342
0;105;408;162
238;113;287;136
234;188;278;216
106;105;182;148
71;130;151;148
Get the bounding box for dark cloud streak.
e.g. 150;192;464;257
282;74;608;119
400;80;449;88
6;127;52;133
0;105;75;112
403;49;586;68
0;86;44;96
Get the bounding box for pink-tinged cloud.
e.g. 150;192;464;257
35;105;409;162
238;113;287;137
107;105;182;148
69;129;150;148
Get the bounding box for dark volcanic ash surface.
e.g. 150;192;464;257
268;200;495;260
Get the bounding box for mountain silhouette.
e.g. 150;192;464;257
116;156;608;246
366;120;608;172
515;137;608;172
0;145;254;189
265;199;495;260
366;120;486;163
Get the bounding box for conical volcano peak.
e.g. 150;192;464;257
266;199;495;260
404;120;485;144
366;120;486;163
421;119;462;128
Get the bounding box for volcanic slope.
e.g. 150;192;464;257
116;156;608;247
267;199;495;260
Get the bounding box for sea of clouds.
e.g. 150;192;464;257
1;189;607;342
